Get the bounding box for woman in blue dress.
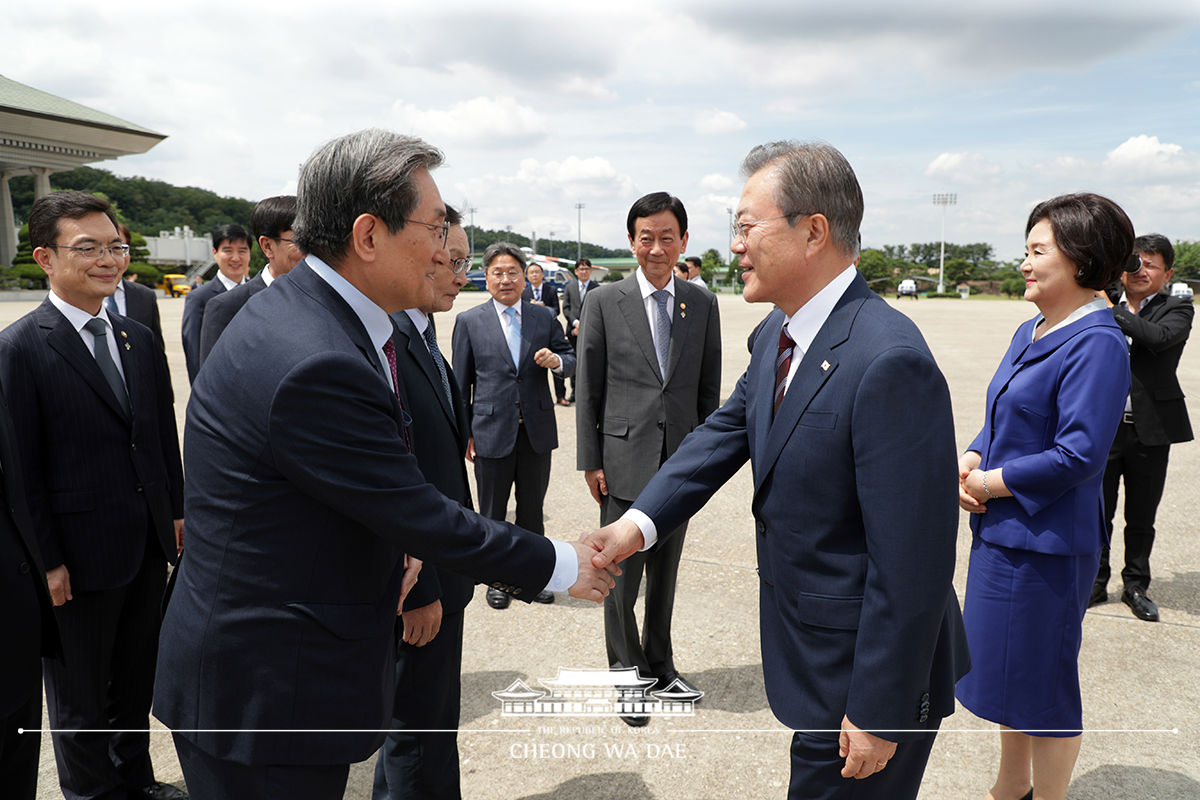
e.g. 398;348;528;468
956;193;1133;800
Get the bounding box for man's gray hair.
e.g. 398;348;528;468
740;140;862;257
483;241;526;270
294;129;444;265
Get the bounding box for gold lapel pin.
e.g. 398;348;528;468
680;302;686;309
120;330;128;338
820;360;831;372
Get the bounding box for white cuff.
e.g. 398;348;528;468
545;539;579;592
620;508;657;550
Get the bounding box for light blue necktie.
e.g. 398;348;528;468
504;306;521;368
105;293;119;316
652;289;671;379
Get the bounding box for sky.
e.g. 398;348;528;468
5;0;1200;262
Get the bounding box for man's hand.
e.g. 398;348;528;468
583;519;644;571
401;599;443;647
533;347;561;370
566;539;620;602
398;556;423;609
572;320;580;335
465;437;476;463
173;518;185;555
46;565;72;606
839;715;897;780
584;469;608;504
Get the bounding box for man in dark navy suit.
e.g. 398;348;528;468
198;196;304;367
586;141;967;799
373;205;475;799
452;242;576;609
560;257;599;402
180;223;251;382
0;191;185;800
0;387;61;799
154;130;614;800
113;224;167;356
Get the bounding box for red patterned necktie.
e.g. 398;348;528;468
774;326;794;417
382;337;413;452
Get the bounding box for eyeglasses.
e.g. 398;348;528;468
449;256;472;274
276;236;298;245
488;269;523;282
731;213;814;243
403;218;450;247
47;243;131;260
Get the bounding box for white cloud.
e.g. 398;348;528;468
924;152;1003;184
1103;135;1200;180
699;173;735;191
391;96;549;147
694;109;747;135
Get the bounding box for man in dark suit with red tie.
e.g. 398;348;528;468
0;191;185;800
586;141;967;799
154;130;614;800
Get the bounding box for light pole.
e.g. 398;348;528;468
547;230;556;258
932;193;956;293
576;202;585;261
468;206;477;260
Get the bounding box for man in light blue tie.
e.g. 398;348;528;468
451;242;576;609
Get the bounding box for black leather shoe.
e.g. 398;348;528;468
1088;582;1108;608
486;588;511;609
130;782;189;800
1122;588;1159;622
534;589;555;604
620;715;649;727
656;671;702;702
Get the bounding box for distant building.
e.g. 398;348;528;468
0;73;165;265
143;226;213;270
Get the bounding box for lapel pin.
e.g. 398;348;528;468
680;302;686;309
124;343;132;350
820;360;831;372
681;312;687;318
120;330;128;338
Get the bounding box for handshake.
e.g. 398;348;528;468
565;519;647;603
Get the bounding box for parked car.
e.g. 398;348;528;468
1170;282;1194;300
897;279;919;299
158;274;191;297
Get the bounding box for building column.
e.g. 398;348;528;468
31;167;54;198
0;171;16;266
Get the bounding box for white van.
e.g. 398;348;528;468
1170;282;1194;300
897;279;918;299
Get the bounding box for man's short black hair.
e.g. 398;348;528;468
626;192;688;238
445;204;462;227
212;223;251;251
1133;233;1174;270
250;196;297;242
28;191;118;250
685;256;702;269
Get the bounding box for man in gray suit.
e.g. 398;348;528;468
452;242;576;609
575;192;721;724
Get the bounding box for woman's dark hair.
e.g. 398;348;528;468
1025;193;1134;290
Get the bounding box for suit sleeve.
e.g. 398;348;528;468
198;293;236;368
0;336;59;569
450;316;475;443
574;292;606;470
1002;332;1130;517
268;350;556;594
1112;297;1193;354
153;340;185;521
181;289;204;382
547;311;576;378
698;293;722;420
845;346;960;735
630;369;752;535
145;287;166;355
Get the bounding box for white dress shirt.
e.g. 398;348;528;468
635;267;675;366
48;289;126;382
215;271;245;292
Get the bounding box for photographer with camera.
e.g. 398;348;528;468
1091;233;1194;621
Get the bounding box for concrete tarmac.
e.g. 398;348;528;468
7;287;1196;799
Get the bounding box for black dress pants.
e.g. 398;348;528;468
43;536;166;800
474;423;551;535
1099;421;1171;591
0;680;42;800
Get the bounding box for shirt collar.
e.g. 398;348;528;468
216;270;243;291
305;255;394;355
261;266;276;288
635;267;674;300
403;307;430;334
47;288;114;334
1035;297;1109;339
783;264;857;355
492;297;521;319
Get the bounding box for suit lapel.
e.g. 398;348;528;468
615;278;663;383
112;315;140;421
753;282;866;491
665;278;694;383
395;312;456;427
289;262;386;383
517;300;535;369
39;301;130;422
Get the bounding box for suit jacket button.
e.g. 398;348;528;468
136;484;144;493
131;441;137;450
18;561;30;574
756;521;765;535
656;420;664;429
919;712;929;723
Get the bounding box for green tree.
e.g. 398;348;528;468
1000;273;1025;297
1172;240;1200;282
944;257;973;285
699;248;724;283
857;249;892;285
